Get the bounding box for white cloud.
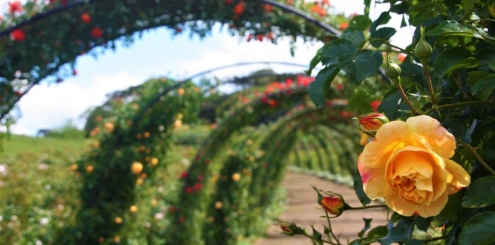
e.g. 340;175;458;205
10;72;141;135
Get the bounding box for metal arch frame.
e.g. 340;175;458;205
0;0;342;121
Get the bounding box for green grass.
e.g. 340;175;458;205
0;134;89;157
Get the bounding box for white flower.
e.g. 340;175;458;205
40;217;49;226
0;164;7;176
154;213;164;220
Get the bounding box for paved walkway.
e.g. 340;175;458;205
255;171;389;245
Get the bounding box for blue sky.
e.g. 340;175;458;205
0;0;414;135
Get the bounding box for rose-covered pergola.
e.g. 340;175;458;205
2;0;495;244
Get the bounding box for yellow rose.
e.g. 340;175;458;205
358;115;470;217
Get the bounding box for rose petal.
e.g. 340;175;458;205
384;186;448;217
444;159;471;194
360;121;412;169
413;191;449;217
406;115;456;159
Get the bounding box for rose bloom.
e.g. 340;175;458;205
358;115;471;217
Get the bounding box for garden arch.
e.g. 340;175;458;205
1;1;367;244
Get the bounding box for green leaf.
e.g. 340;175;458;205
306;46;325;76
339;51;381;85
483;137;495;160
471;74;495;101
341;29;366;48
459;212;495;245
370;12;391;32
438;192;462;221
414;216;432;232
467;71;490;86
308;65;340;107
358;218;373;238
377;88;403;120
349;15;372;31
379;218;415;244
312;226;323;244
367;225;388;239
353;170;371;206
370;27;397;48
461;0;476;19
426;20;495;44
434;47;479;78
321;39;356;66
463;176;495;208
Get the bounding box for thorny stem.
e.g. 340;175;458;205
422;65;437;106
302;230;337;245
457;139;495;176
393;78;419;115
346;204;388;210
325;211;341;245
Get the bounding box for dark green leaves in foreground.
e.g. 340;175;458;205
463;176;495;208
459;212;495;245
339;51;382;85
308;65;340;107
434;47;479;78
353;171;371;206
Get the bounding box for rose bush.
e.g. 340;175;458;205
358;115;471;217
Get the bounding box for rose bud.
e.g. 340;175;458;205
279;222;298;236
357;113;389;132
320;196;345;216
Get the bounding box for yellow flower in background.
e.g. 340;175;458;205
358;115;471;217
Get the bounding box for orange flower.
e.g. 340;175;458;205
339;22;349;30
358;115;471;217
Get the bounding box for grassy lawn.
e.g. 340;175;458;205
0;134;89;158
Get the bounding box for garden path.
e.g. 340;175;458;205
254;171;389;245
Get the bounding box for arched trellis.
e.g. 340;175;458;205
170;83;357;244
0;0;347;122
0;1;368;244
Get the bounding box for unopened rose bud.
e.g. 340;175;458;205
385;60;401;80
312;186;347;217
415;26;433;64
358;113;389;132
279;222;298;236
320;195;345;216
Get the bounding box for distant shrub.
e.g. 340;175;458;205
47;120;84;140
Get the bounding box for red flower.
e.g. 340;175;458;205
194;183;202;190
263;4;273;12
256;34;264;42
370;100;381;112
91;27;103;39
234;1;245;16
225;0;232;4
81;13;91;24
397;53;407;62
357;112;389;131
181;171;188;178
8;1;22;15
185;187;193;194
11;29;25;41
321;196;345;215
322;0;330;6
